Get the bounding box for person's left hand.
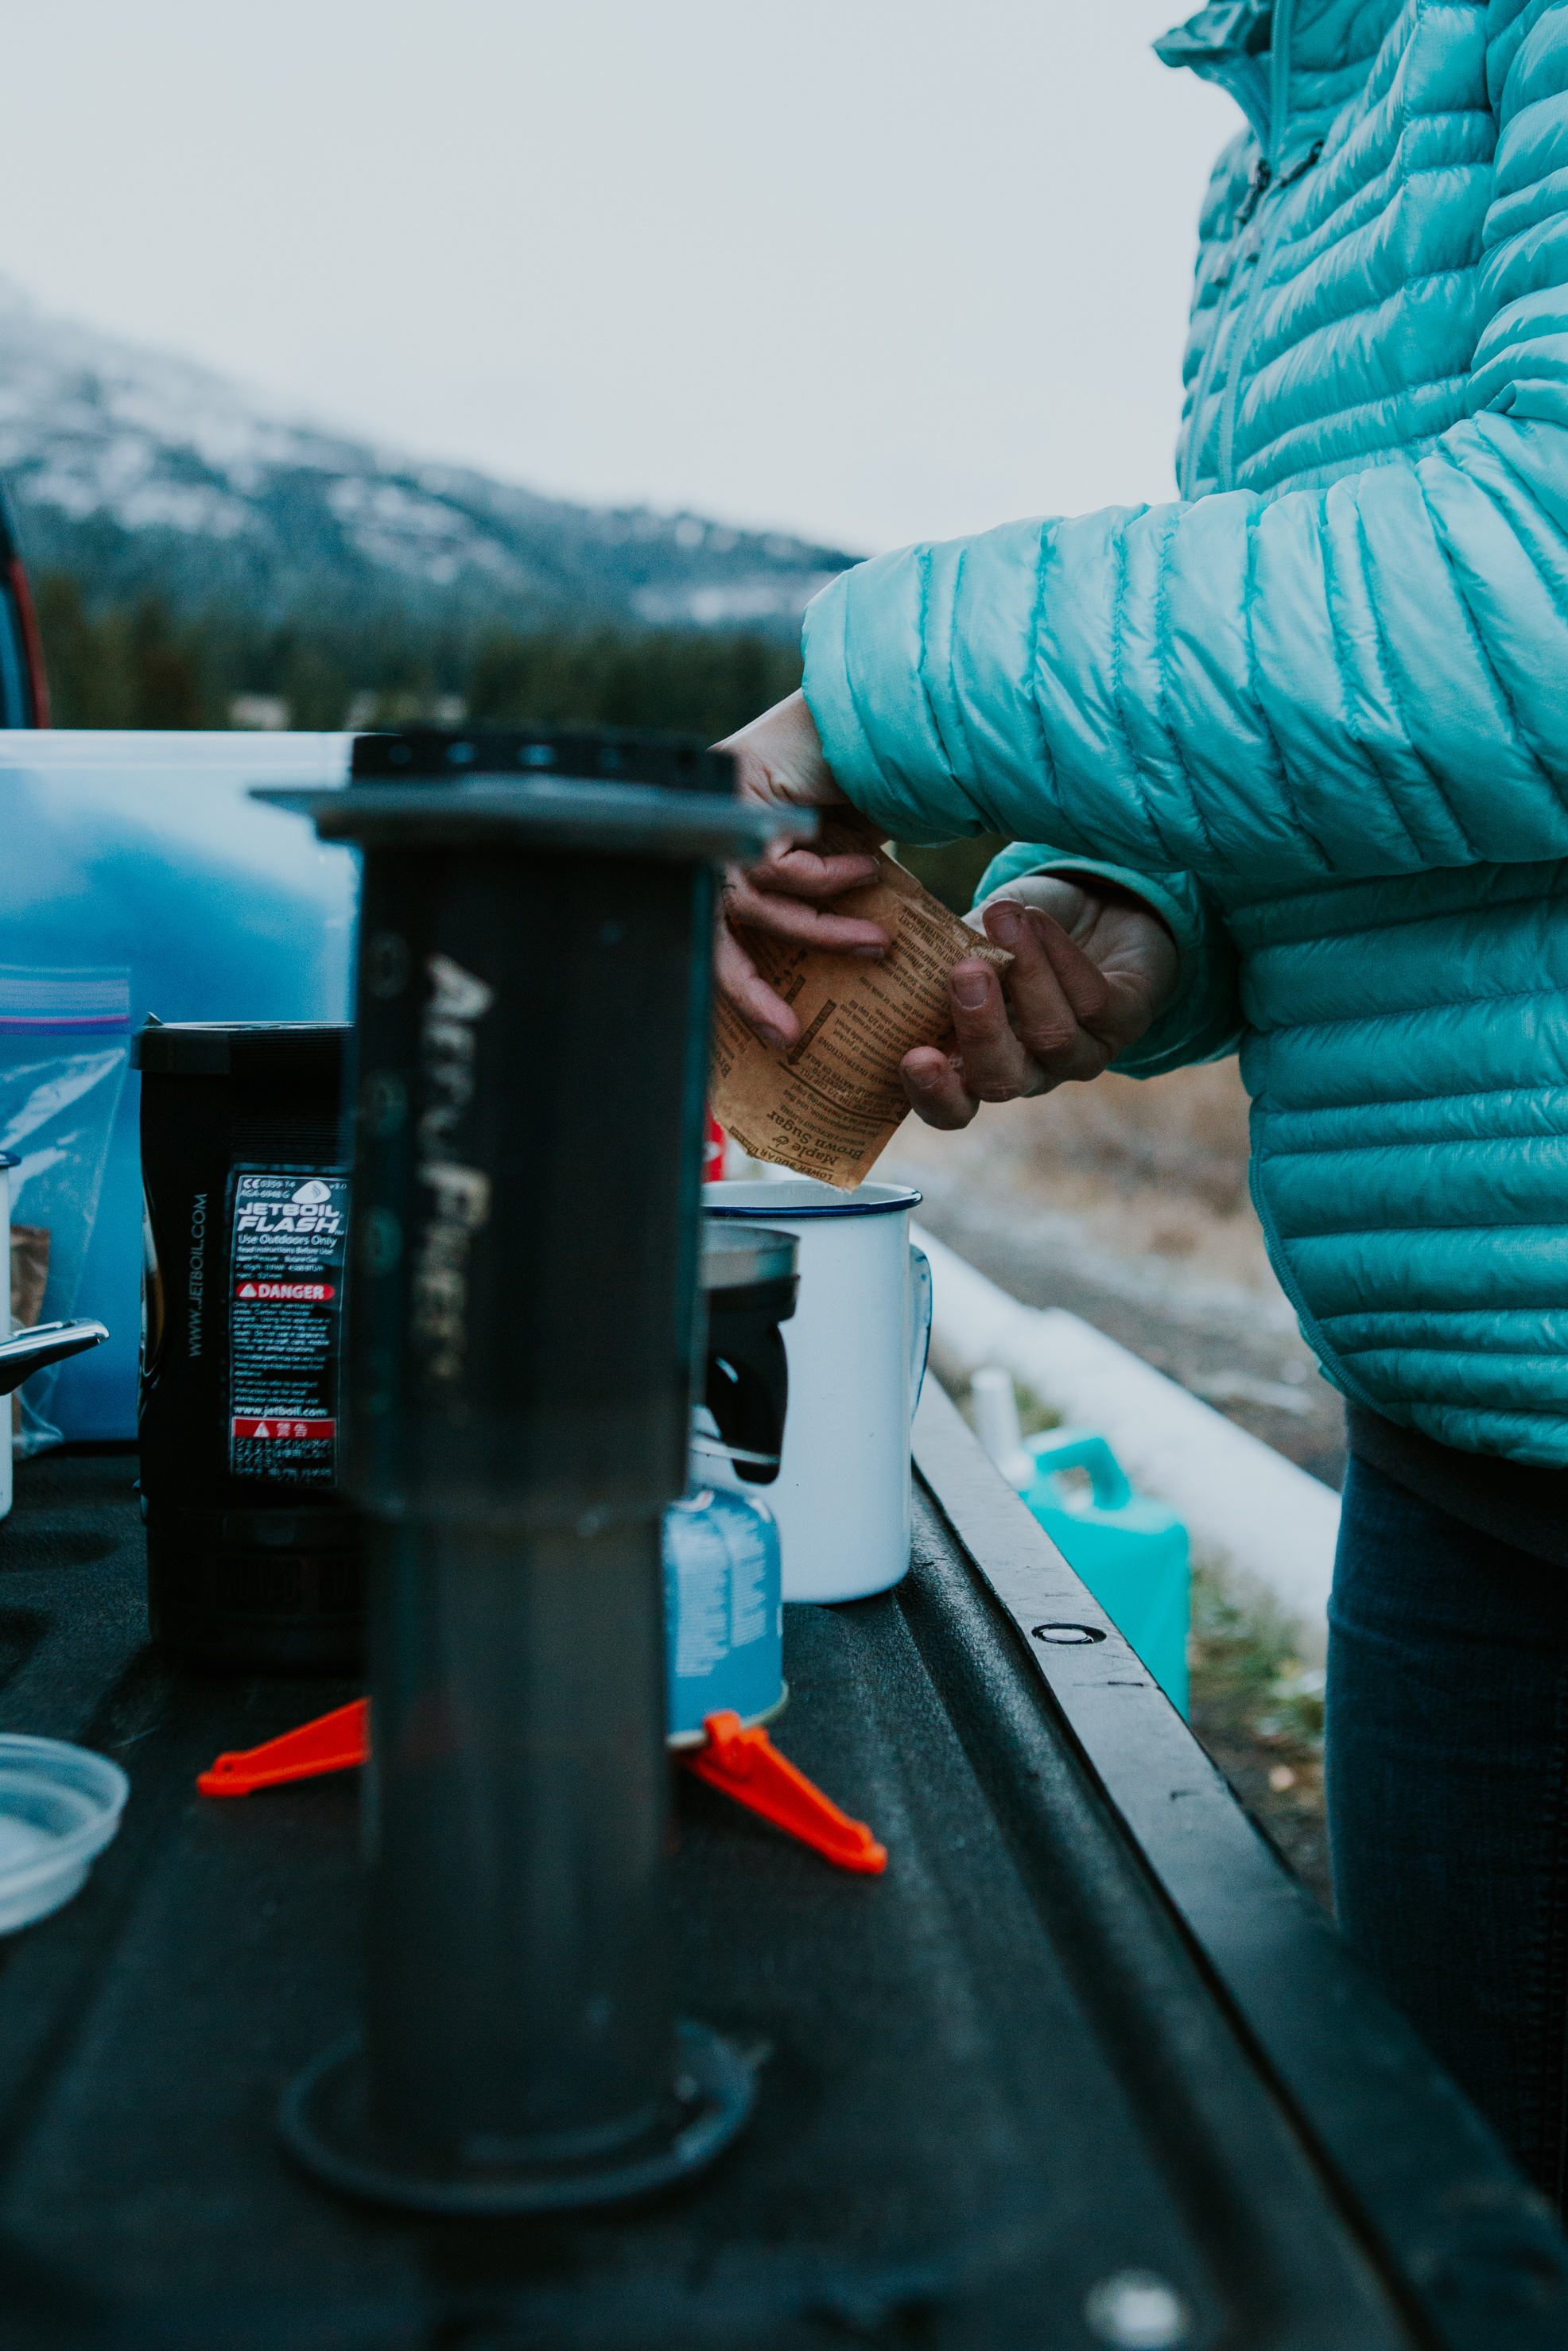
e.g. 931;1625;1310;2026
899;874;1179;1130
714;691;890;1049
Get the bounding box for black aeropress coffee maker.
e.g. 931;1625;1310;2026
134;1021;364;1670
257;727;810;2214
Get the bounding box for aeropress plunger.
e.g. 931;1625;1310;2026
258;728;810;2213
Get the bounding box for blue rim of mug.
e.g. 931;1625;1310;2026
703;1181;922;1221
0;1153;16;1170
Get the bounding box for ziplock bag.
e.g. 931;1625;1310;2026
1;968;130;1453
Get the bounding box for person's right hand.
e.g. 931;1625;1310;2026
900;874;1179;1130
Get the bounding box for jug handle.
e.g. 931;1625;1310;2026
1027;1428;1132;1511
908;1245;933;1414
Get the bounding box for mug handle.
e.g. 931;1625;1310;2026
908;1245;933;1414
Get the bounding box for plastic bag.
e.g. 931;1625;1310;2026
9;1221;48;1443
1;968;130;1455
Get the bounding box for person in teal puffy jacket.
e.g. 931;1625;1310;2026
716;1;1568;2206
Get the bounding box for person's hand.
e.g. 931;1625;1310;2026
713;692;891;1049
901;875;1180;1130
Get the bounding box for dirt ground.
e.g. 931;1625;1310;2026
883;1058;1339;1913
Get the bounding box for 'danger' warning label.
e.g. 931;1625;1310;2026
228;1169;349;1484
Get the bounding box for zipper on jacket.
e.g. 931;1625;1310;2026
1267;0;1295;163
1214;0;1322;491
1179;177;1262;499
1180;149;1298;498
1235;157;1272;226
1178;0;1295;500
1180;274;1240;499
1178;0;1322;493
1214;142;1321;488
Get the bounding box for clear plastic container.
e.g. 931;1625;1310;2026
0;1734;130;1934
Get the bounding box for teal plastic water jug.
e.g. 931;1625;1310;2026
1019;1430;1190;1717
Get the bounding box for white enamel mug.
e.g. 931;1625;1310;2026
702;1179;931;1603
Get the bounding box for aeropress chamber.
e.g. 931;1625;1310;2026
260;728;809;2213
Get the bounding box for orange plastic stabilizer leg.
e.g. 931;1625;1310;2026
684;1710;887;1874
197;1697;370;1797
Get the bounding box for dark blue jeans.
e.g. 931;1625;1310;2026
1327;1456;1568;2206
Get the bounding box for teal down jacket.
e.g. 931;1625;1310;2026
800;0;1568;1468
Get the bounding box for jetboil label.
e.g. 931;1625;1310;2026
227;1169;349;1484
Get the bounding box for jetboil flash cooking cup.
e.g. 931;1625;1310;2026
134;1020;365;1670
702;1179;931;1603
664;1220;798;1743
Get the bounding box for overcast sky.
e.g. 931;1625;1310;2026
0;2;1236;553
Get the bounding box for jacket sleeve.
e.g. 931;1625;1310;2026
972;841;1242;1077
802;2;1568;887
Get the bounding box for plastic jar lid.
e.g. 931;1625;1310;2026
0;1736;129;1935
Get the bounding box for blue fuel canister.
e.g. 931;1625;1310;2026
663;1485;783;1743
664;1220;798;1744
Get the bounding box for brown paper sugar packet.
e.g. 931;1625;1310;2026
710;814;1011;1189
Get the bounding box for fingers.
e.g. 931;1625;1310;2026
722;848;890;959
930;906;1116;1110
744;836;882;902
723;869;889;958
1014;899;1173;1059
714;920;802;1051
712;821;889;1050
978;901;1131;1081
944;957;1058;1100
713;853;887;1045
901;1046;980;1130
980;900;1114;1053
902;888;1179;1133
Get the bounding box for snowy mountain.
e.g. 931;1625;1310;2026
0;284;856;630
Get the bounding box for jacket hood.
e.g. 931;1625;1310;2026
1155;0;1349;159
